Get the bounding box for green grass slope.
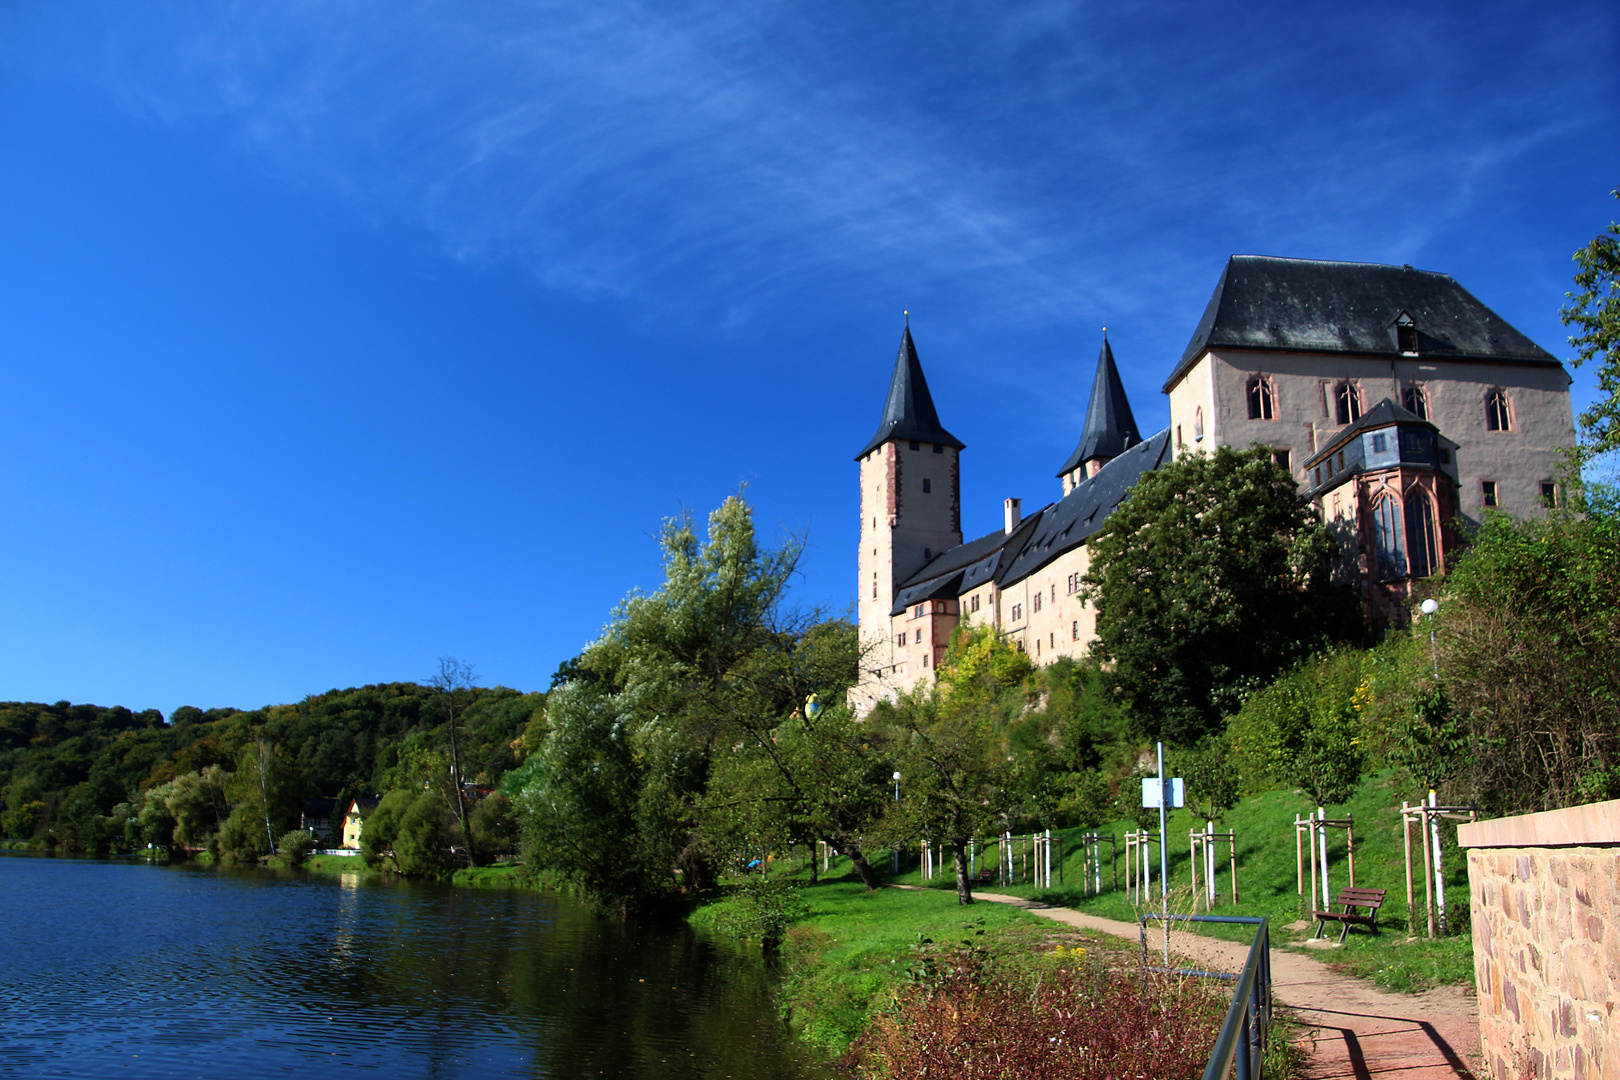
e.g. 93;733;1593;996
877;769;1476;992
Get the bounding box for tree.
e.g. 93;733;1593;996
1083;445;1360;745
1437;510;1620;812
430;657;477;848
1226;652;1367;808
511;494;812;909
1561;189;1620;456
881;624;1027;905
1172;736;1239;825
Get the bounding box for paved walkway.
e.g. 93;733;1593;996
971;892;1481;1079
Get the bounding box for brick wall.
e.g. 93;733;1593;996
1459;800;1620;1079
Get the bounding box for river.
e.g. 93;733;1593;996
0;854;829;1079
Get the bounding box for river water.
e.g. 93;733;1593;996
0;855;828;1080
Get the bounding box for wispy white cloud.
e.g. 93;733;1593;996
11;0;1615;352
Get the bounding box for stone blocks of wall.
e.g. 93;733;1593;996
1460;800;1620;1079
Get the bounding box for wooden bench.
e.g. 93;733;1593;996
1312;887;1387;942
974;868;997;885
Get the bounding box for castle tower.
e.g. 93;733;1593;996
1055;336;1141;495
855;325;963;694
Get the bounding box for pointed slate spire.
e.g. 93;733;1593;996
855;325;965;459
1056;336;1141;477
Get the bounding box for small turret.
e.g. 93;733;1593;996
1056;336;1141;494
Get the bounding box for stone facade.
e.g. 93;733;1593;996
1459;800;1620;1079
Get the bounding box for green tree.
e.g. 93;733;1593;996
1083;445;1360;745
880;624;1027;905
1172;736;1240;825
1226;652;1367;808
1561;188;1620;456
1437;510;1620;812
512;495;811;909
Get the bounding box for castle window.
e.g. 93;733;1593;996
1072;620;1079;640
1176;424;1183;447
1402;385;1429;420
1373;495;1408;581
1485;389;1512;432
1541;482;1558;508
1194;407;1204;441
970;594;980;613
897;632;906;646
1271;448;1290;470
1482;480;1499;508
1312;466;1322;487
1011;603;1023;621
909;440;920;450
1372;433;1387;454
1336;450;1346;473
1335;382;1363;425
1067;572;1080;594
1051;584;1056;602
1032;592;1042;614
1246;376;1276;420
933;443;943;453
1405;491;1437;578
1050;632;1054;649
922;478;932;493
1396;314;1419;356
1438;448;1450;464
923;653;929;668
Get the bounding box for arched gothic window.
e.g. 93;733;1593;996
1193;406;1205;441
1404;491;1437;578
1246;376;1276;420
1402;385;1429;420
1335;382;1363;425
1372;495;1407;581
1485;389;1512;432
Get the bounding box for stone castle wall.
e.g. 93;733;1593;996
1459;800;1620;1079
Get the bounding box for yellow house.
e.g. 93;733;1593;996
339;797;381;850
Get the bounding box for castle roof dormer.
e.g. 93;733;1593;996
855;325;965;459
1055;337;1141;477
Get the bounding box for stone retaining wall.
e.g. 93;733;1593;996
1459;799;1619;1079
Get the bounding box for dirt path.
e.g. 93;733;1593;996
972;892;1481;1079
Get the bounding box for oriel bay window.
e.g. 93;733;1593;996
1404;491;1438;578
1372;495;1408;581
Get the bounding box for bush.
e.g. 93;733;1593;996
846;947;1226;1079
707;875;810;951
278;829;316;866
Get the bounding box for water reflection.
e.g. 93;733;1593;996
0;854;826;1080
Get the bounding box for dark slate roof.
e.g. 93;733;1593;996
891;427;1173;613
1001;428;1174;584
1164;256;1560;392
891;513;1043;616
855;326;966;459
1303;398;1438;469
1056;338;1142;477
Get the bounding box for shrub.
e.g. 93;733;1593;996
846;947;1225;1079
707;875;810;952
278;829;316;866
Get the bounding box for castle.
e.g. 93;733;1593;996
854;256;1576;713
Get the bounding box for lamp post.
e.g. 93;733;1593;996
1420;598;1439;677
892;771;902;873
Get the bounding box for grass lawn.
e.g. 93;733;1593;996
864;769;1477;993
692;870;1138;1056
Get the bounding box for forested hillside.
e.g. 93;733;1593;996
0;682;545;858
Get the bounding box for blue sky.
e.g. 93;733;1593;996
0;1;1615;714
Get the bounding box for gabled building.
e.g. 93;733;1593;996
854;256;1575;709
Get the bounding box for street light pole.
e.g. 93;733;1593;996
892;771;901;873
1420;598;1439;677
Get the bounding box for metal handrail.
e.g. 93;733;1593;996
1138;914;1272;1080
